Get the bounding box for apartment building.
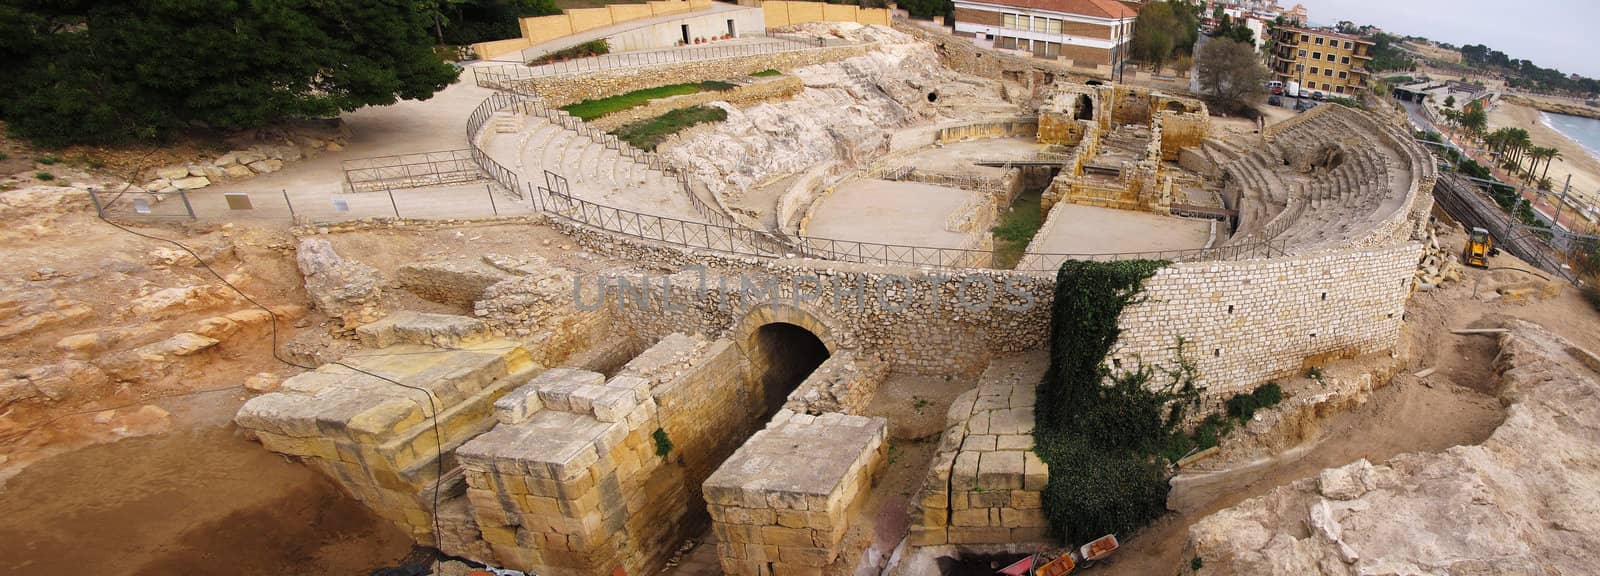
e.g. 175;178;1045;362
951;0;1138;69
1268;26;1374;96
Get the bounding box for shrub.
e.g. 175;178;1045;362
35;155;59;165
652;427;673;457
751;69;783;77
34;171;54;181
528;40;610;65
1225;381;1283;423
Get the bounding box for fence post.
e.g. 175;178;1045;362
178;189;197;219
283;189;297;222
87;189;105;218
388;189;401;219
487;184;499;216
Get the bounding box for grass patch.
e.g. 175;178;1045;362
751;69;783;77
991;189;1044;269
612;105;728;151
529;39;609;66
35;155;59;165
561;80;735;121
34;171;55;181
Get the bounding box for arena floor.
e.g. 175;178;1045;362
805;179;981;248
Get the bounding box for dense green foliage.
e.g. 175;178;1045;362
1035;259;1203;543
1130;0;1201;70
530;40;611;65
612;105;728;151
1367;33;1416;73
426;0;560;46
561;81;734;120
1210;15;1255;46
897;0;952;22
0;0;459;147
750;69;784;77
1460;44;1599;97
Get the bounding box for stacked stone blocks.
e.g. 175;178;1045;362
908;375;1050;546
703;411;888;576
235;313;537;543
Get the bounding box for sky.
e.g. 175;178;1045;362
1298;0;1600;78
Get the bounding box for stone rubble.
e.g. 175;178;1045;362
1183;320;1600;575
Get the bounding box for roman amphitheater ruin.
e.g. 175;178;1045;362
220;19;1455;576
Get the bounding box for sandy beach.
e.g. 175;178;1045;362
1488;100;1600;208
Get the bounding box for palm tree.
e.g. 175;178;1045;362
1539;146;1563;184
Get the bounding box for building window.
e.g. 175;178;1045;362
996;36;1017;49
1301;34;1309;42
1341;56;1350;64
1312;51;1321;59
1327;53;1336;61
1322;82;1331;90
1336;85;1346;93
1296;64;1304;72
1299;49;1307;57
1042;18;1061;34
1315;37;1324;45
1324;68;1333;76
1003;14;1022;30
1309;66;1318;74
1338;71;1347;79
1344;41;1352;49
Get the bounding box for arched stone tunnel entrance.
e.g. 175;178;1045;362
750;322;832;419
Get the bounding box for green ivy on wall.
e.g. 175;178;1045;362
1033;259;1204;543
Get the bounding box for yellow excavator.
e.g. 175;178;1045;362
1462;227;1495;268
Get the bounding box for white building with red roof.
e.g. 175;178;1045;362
951;0;1138;72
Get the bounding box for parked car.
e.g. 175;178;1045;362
1295;99;1317;111
1268;95;1283;107
1311;91;1326;101
1267;81;1284;95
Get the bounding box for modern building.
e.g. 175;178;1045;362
951;0;1139;70
1268;26;1374;96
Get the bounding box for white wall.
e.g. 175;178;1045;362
605;7;766;51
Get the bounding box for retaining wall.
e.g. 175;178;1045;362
513;43;874;106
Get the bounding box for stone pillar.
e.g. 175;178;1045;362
703;411;887;576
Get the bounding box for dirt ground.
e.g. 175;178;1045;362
0;399;412;576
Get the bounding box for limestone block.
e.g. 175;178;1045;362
978;451;1023;490
356;311;490;349
171;176;211;190
155;166;190;180
494;382;544;425
527;368;606;412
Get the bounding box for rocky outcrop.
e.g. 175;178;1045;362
1183;320;1600;575
138;120;349;194
661;27;1017;201
296;238;386;332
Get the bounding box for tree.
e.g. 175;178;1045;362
1132;2;1178;70
0;0;460;147
1196;38;1268;115
1460;102;1488;139
1444;95;1456;108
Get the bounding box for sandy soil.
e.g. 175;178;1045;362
1488;100;1600;206
0;409;412;576
807;179;984;248
1028;204;1214;256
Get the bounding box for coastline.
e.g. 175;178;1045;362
1487;99;1600;208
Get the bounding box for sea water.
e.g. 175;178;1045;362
1541;111;1600;163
